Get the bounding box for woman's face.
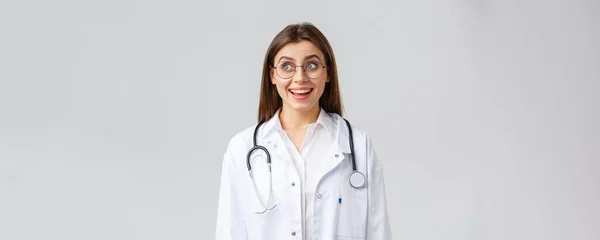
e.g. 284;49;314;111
271;40;329;114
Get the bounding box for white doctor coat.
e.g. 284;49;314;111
215;112;392;240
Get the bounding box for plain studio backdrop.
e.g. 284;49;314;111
1;0;598;239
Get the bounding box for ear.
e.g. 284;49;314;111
270;67;276;84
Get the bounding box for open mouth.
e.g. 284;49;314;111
289;88;313;96
289;88;313;100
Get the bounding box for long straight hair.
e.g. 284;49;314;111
257;22;343;123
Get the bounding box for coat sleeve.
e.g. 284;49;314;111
215;139;247;240
366;136;392;240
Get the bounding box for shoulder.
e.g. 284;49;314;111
330;113;373;143
222;123;260;168
224;124;257;153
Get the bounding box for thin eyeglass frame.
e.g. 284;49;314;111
271;62;327;79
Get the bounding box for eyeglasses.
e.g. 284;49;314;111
271;61;326;79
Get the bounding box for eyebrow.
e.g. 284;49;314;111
278;54;323;63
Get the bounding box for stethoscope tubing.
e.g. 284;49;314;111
245;116;365;214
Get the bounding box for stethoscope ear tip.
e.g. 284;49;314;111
254;203;278;214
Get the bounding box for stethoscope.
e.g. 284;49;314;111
246;118;366;214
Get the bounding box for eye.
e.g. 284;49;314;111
281;63;294;71
305;62;319;70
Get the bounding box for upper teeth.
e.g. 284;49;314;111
290;89;312;94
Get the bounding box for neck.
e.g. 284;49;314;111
279;105;320;130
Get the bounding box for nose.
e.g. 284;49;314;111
292;66;308;83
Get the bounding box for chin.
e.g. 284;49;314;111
286;101;318;112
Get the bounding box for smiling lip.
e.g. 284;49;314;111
289;88;313;101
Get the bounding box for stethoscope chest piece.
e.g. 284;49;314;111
349;170;366;189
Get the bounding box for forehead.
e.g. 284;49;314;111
274;41;325;62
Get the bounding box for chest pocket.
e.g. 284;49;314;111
336;156;368;239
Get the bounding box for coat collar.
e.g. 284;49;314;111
332;113;352;154
258;108;351;154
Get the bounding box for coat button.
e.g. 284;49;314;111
317;194;322;199
291;231;296;236
334;154;339;158
291;182;295;186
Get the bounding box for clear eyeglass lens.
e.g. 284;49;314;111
275;62;323;79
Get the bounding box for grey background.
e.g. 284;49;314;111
1;0;599;239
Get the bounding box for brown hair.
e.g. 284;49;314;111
257;22;343;123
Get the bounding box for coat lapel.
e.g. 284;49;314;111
320;113;353;178
258;113;295;168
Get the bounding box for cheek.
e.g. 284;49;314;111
273;79;289;96
312;80;328;98
316;78;328;91
278;86;287;96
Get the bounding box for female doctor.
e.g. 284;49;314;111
215;22;392;240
